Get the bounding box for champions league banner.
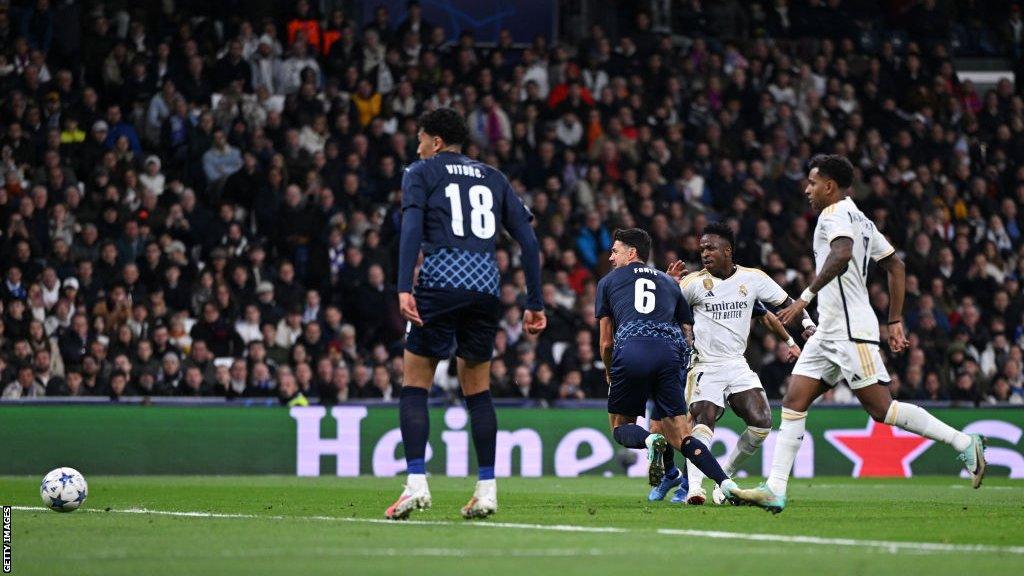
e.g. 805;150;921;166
1;405;1022;478
363;0;557;44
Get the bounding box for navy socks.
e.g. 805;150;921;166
613;423;650;449
465;390;497;480
400;387;429;474
681;435;728;484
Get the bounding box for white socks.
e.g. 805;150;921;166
724;426;771;477
766;408;806;496
685;424;714;493
884;401;972;452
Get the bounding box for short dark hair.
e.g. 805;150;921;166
808;154;854;189
418;108;468;147
614;228;651;261
702;221;735;250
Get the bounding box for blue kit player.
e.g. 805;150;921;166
596;228;738;500
387;108;547;520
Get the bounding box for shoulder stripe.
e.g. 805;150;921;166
679;269;707;288
736;265;770;277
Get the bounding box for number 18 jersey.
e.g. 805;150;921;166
812;197;895;344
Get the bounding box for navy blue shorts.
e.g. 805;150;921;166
405;287;501;362
608;338;688;418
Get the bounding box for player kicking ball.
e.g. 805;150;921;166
597;228;739;501
731;154;986;514
387;108;547;520
666;223;810;505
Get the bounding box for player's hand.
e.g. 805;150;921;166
888;320;910;353
777;299;807;326
524;309;547;335
399;292;423;327
785;344;801;362
666;260;689;282
801;325;817;341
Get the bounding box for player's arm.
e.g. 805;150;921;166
877;252;909;353
600;316;615;385
504;182;546;334
778;236;853;326
397;165;427;326
759;309;800;361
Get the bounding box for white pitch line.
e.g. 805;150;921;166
656;529;1024;555
10;506;1024;556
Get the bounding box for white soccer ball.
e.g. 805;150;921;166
40;467;88;513
711;485;728;505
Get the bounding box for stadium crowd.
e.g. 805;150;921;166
3;0;1024;406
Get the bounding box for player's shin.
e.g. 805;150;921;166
465;390;497;480
399;386;430;476
884;401;971;451
679;432;729;486
612;423;651;448
724;426;770;477
765;408;806;496
684;424;714;499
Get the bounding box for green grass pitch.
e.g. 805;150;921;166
3;475;1022;575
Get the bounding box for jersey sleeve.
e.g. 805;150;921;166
674;288;694;325
397;163;428;293
678;272;701;305
818;210;854;244
870;226;896;262
595;277;611;319
754;271;789;307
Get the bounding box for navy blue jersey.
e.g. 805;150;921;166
398;151;542;309
596;262;692;346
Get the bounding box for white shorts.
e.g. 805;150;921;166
791;334;890;389
685;361;763;408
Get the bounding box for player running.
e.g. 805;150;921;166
597;228;739;500
646;301;800;503
664;222;810;505
387;108;547;520
731;154;987;513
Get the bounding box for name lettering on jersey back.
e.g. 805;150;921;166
703;300;749;320
632;267;658;275
445;165;484;178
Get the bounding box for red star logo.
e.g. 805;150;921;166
825;419;934;477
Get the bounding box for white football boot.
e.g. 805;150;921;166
385;474;432;520
461;479;497;519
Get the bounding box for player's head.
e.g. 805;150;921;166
806;154;853;211
609;228;650;268
700;221;734;274
416;108;468;159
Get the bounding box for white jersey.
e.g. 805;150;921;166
679;266;789;364
812;197;895;343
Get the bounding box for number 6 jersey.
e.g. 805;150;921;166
595;262;692;349
811;197;895;344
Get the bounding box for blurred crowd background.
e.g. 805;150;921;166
3;0;1024;407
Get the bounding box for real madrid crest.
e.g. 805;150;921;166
739;284;748;296
702;278;714;291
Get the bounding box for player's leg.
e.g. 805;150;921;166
386;290;454;520
653;356;738;499
455;293;504;519
648;414;687;502
385;350;441;519
723;387;773;477
710;387;772;505
850;349;986;488
731;336;834;512
682;400;718;505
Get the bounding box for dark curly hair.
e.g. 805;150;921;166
702;221;735;250
808;154;854;189
418;108;469;147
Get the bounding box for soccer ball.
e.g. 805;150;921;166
40;467;88;513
